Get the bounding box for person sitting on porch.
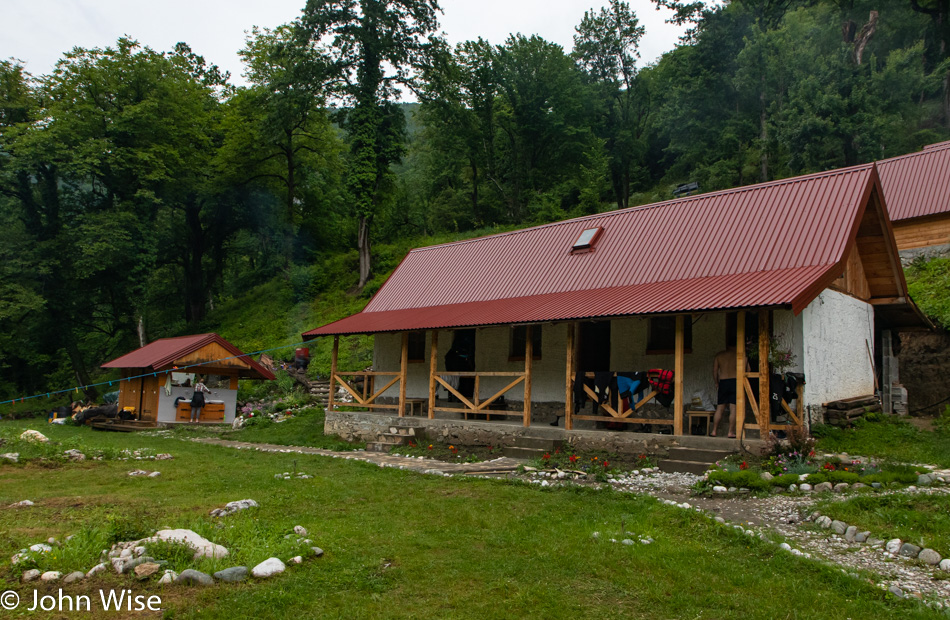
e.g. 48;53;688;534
710;346;747;438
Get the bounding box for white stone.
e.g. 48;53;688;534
712;486;728;493
22;569;41;582
19;429;49;443
40;571;62;582
800;483;813;492
147;529;229;560
30;543;52;554
939;559;950;572
293;525;307;536
885;539;902;554
148;471;161;478
10;500;34;507
86;563;108;578
779;543;792;551
289;555;303;564
158;570;178;584
251;557;286;578
0;452;18;463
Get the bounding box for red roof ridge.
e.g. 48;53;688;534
878;141;950;166
409;163;875;254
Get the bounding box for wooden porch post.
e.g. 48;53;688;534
736;312;746;440
398;331;409;417
524;326;533;427
674;315;685;436
758;310;770;435
565;322;575;431
427;330;438;419
328;336;339;413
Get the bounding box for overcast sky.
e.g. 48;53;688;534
3;0;685;85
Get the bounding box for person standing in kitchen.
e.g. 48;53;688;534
190;376;212;423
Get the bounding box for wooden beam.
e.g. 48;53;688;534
524;326;533;427
736;311;746;440
758;309;770;435
398;332;408;417
674;314;685;436
565;322;575;431
329;336;339;413
428;330;438;419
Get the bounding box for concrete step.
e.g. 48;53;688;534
666;447;732;464
502;446;549;460
511;436;562;451
658;459;713;475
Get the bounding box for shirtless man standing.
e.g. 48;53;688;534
711;345;744;438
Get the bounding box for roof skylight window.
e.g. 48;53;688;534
572;227;602;252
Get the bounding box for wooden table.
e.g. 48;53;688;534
405;398;428;417
686;409;715;436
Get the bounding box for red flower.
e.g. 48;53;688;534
603;460;610;468
823;462;835;470
739;461;748;470
569;455;578;464
542;453;551;461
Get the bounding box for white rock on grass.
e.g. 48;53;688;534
210;499;259;517
20;430;49;443
63;571;85;584
885;539;902;554
918;549;941;565
158;570;178;584
146;529;228;560
1;453;20;463
10;500;34;507
86;563;108;578
40;571;62;582
289;555;303;564
939;559;950;572
293;525;308;536
22;569;42;582
30;543;52;554
251;557;285;578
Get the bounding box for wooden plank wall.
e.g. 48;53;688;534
176;342;252;371
831;245;871;300
892;214;950;251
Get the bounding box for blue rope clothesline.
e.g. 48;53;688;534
0;337;315;407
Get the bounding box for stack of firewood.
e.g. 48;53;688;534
825;395;883;427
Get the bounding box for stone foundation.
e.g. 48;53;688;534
325;409;759;458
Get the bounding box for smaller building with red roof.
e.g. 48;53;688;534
102;333;274;425
877;140;950;254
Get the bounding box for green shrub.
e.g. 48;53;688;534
143;539;196;572
105;512;153;545
771;473;800;487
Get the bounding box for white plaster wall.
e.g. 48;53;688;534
772;309;805;376
610;315;725;410
373;315;733;409
801;290;875;408
156;386;237;423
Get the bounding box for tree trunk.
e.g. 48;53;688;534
760;86;769;183
137;314;146;348
184;198;206;323
358;214;371;289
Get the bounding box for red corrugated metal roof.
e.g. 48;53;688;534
102;333;275;380
304;164;883;337
877;141;950;221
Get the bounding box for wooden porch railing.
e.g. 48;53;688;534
430;371;528;422
329;371;402;412
571;373;667;426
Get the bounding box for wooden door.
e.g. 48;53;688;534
140;375;160;421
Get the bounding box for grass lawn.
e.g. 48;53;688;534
813;417;950;468
814;494;950;556
0;419;940;619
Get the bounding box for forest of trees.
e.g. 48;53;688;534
1;0;949;401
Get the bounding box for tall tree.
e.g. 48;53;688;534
573;0;647;208
297;0;442;288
